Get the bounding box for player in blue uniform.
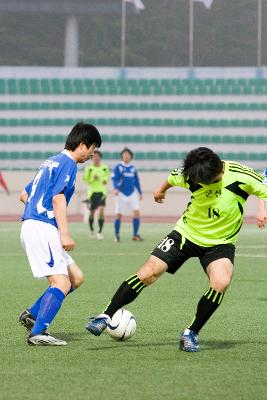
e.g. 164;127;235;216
19;122;101;346
112;147;143;242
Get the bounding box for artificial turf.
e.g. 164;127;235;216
0;222;266;400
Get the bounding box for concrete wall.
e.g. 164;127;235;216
0;171;260;220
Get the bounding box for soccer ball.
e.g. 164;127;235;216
106;309;136;341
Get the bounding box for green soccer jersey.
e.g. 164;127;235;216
168;161;267;247
83;163;110;198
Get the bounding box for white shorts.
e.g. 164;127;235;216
20;219;75;279
115;192;140;214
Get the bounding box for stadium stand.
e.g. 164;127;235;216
1;78;267;170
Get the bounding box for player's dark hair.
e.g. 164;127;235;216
183;147;223;185
65;122;102;151
120;147;134;159
94;150;102;158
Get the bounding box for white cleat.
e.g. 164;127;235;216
27;333;67;346
97;232;104;240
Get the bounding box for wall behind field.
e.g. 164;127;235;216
0;171;259;220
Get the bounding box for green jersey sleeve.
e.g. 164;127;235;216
102;165;110;183
242;172;267;200
167;168;189;189
83;166;93;184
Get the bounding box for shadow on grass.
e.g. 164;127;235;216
200;340;244;350
54;333;261;351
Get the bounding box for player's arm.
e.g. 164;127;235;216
112;165;121;195
53;193;75;251
257;199;267;229
83;166;93;184
20;188;28;204
154;168;188;203
102;166;110;185
154;180;172;203
134;169;143;200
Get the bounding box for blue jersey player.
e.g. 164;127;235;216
112;147;143;242
19;122;102;346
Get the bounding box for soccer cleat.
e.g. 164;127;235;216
27;332;67;346
97;232;104;240
132;235;144;242
90;231;96;239
114;235;120;242
179;329;200;352
85;314;110;336
19;309;36;332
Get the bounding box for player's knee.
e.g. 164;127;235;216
211;276;231;292
71;270;85;289
137;261;160;285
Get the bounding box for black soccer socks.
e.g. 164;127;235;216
189;287;225;334
104;274;146;318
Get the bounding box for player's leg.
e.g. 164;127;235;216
89;209;96;238
19;220;74;345
27;274;71;346
132;209;143;241
129;192;142;241
97;205;105;240
86;255;168;335
68;262;85;289
180;246;234;352
86;231;188;337
114;193;125;241
20;260;84;330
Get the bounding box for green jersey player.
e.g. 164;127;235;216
86;147;267;352
83;151;109;240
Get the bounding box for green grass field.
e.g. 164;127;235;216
0;222;267;400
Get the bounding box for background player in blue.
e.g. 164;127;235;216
19;122;102;346
112;147;143;242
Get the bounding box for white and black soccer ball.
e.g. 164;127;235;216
106;309;136;341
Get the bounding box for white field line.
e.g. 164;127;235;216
0;252;267;258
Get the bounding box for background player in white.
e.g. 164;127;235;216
112;147;143;242
19;122;102;346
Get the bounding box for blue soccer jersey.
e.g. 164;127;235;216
22;150;77;228
112;162;142;196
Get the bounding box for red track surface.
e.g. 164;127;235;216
0;215;256;223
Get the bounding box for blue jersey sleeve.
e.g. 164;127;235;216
112;165;121;190
25;180;33;195
134;169;142;195
52;161;76;197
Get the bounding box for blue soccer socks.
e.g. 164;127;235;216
133;217;140;236
114;218;121;236
31;287;65;335
29;286;74;319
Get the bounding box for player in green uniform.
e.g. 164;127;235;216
83;151;109;240
86;147;267;351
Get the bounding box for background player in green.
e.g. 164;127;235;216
86;147;267;352
83;150;109;240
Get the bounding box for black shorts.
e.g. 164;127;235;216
151;230;235;274
90;192;106;211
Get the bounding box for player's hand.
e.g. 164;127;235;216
139;194;143;201
93;174;99;181
256;211;267;229
60;232;75;251
114;190;119;196
154;190;165;203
